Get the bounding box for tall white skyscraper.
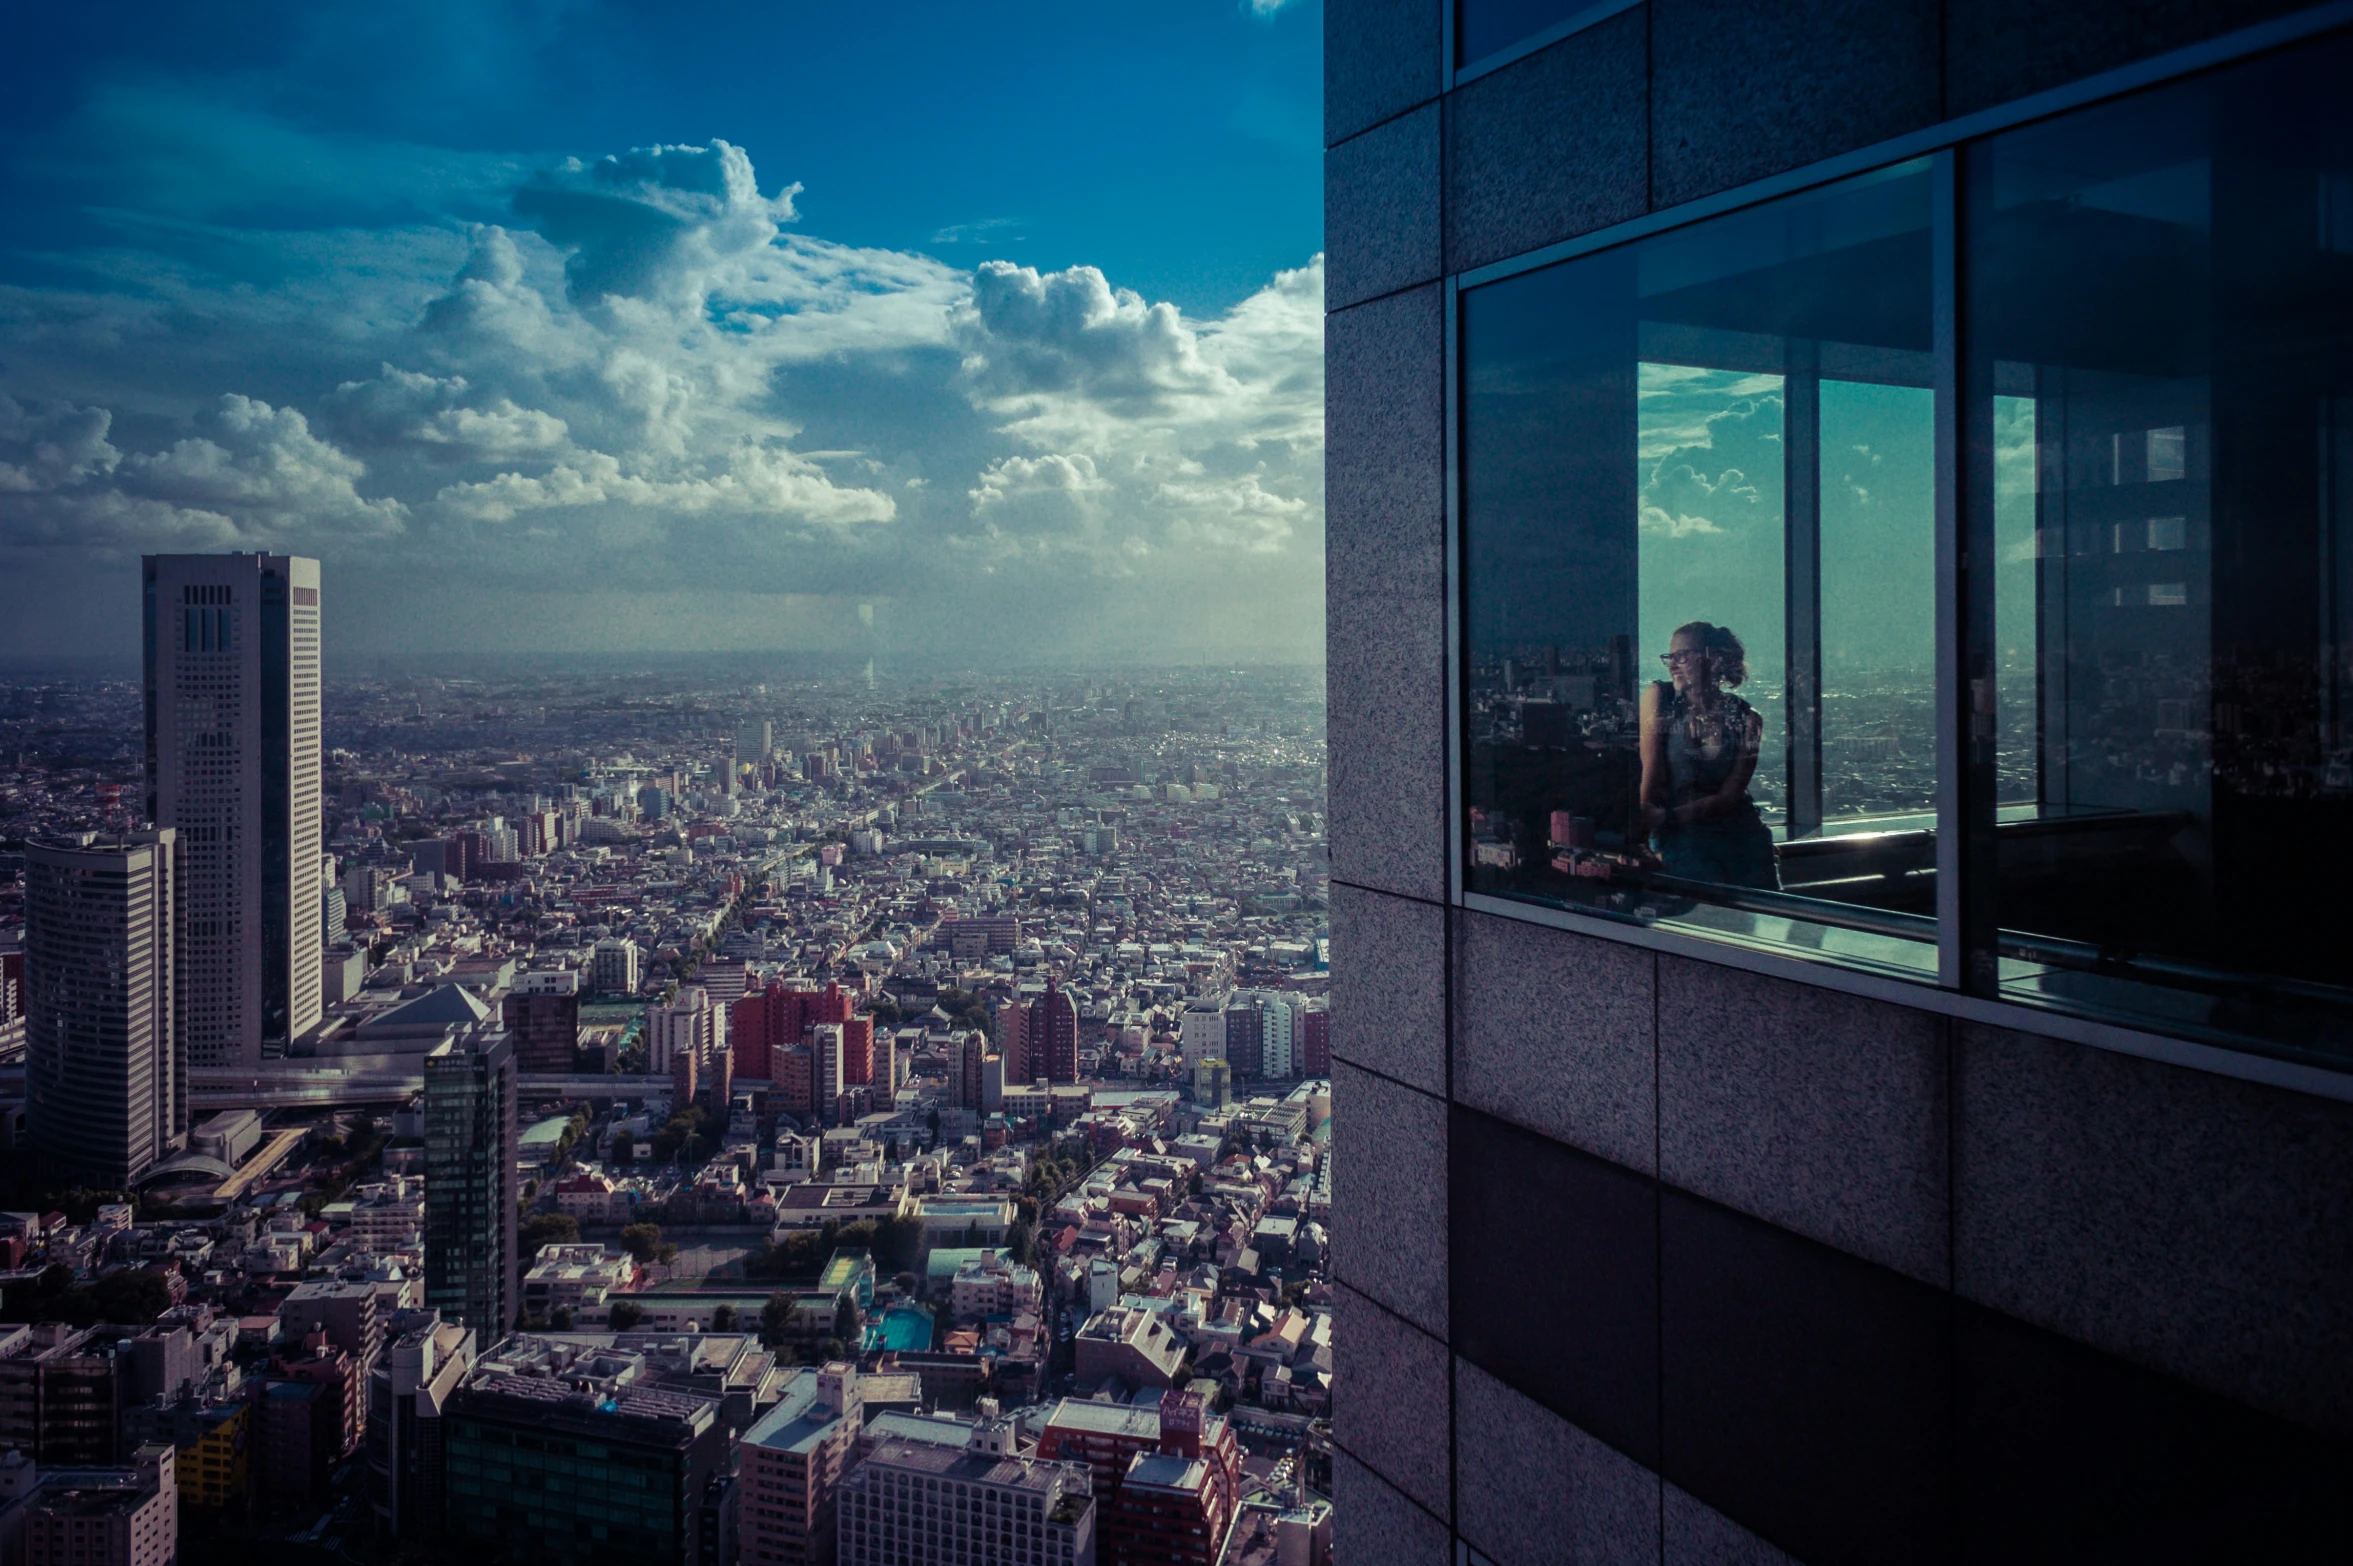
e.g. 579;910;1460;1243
143;553;322;1067
24;830;184;1187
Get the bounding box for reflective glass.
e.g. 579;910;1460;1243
1966;37;2353;1061
1462;162;1938;972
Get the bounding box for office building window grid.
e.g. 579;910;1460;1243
1458;30;2353;1070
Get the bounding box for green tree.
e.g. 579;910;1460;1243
521;1213;582;1256
550;1305;575;1330
712;1303;739;1331
90;1269;174;1324
759;1291;793;1347
608;1299;646;1330
609;1129;634;1165
834;1296;859;1343
619;1223;664;1264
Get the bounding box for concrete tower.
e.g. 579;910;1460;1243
142;553;322;1066
23;831;184;1187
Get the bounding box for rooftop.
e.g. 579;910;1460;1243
859;1438;1085;1498
1125;1449;1209;1494
743;1368;853;1457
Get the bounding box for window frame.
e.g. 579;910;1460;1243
1440;6;2353;1102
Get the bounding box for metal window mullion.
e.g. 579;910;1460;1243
1445;276;1466;909
1784;341;1824;840
1933;148;1967;993
1939;145;2002;997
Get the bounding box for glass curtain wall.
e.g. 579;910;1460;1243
1964;35;2353;1060
1462;161;1939;976
1463;29;2353;1065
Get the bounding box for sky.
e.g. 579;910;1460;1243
0;0;1326;668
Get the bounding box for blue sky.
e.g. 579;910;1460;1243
0;0;1326;663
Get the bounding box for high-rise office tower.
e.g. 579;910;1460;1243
811;1022;845;1123
23;831;184;1187
1325;5;2353;1561
500;971;581;1074
1220;1001;1265;1080
143;553;322;1066
1028;979;1078;1084
423;1023;518;1334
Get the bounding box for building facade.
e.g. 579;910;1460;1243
834;1417;1095;1566
502;972;582;1074
1028;981;1079;1084
142;552;321;1066
22;832;182;1188
739;1364;862;1566
1325;4;2353;1562
443;1375;727;1566
423;1025;520;1335
367;1315;476;1540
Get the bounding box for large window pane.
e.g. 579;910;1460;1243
1965;37;2353;1061
1463;162;1938;974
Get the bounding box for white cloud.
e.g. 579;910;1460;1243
119;394;406;536
326;365;569;459
513;140;799;308
0;396;120;492
0;135;1325;659
970;452;1109;511
434;444;893;529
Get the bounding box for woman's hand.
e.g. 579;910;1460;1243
1640;803;1666;830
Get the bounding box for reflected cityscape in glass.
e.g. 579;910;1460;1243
1462;33;2353;1062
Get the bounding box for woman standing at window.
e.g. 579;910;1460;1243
1639;621;1779;890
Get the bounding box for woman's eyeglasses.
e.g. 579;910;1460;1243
1659;650;1703;666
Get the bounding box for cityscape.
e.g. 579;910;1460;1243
9;5;2353;1565
0;554;1336;1566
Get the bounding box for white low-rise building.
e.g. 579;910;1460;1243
949;1253;1043;1324
520;1244;638;1320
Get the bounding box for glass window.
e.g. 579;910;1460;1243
1964;36;2353;1062
1463;160;1940;976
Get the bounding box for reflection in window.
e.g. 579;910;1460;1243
1967;37;2353;1060
1463;162;1938;974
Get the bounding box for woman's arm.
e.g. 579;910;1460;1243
1664;705;1762;826
1637;681;1669;829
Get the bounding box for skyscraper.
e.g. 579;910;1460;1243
423;1023;519;1334
991;996;1028;1083
500;971;581;1074
143;553;322;1066
1324;4;2353;1560
23;831;184;1188
1028;979;1078;1084
811;1022;845;1124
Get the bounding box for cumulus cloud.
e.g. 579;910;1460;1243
1;134;1325;659
959;260;1233;411
969;452;1109;512
326;366;569;459
0;396;120;492
513;140;798;307
435;444;893;529
119;395;406;536
1;392;399;548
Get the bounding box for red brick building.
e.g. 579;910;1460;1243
1035;1392;1240;1566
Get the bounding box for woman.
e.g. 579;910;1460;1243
1638;620;1779;890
